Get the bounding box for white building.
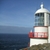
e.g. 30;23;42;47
29;3;50;47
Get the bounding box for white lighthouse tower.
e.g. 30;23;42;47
29;3;50;47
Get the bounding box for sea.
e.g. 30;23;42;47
0;33;30;50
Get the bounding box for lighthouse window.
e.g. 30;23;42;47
35;13;44;26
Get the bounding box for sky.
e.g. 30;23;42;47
0;0;50;27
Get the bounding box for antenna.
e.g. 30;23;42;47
40;2;44;8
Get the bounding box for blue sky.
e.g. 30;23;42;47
0;0;50;27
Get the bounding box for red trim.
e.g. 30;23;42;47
37;34;38;37
44;33;45;37
29;32;34;38
29;32;48;38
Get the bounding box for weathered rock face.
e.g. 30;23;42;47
20;43;50;50
30;43;50;50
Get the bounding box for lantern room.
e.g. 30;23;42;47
29;3;50;47
35;13;44;26
34;3;50;38
35;3;50;26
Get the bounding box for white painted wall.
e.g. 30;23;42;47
48;26;50;43
44;13;49;26
34;27;48;32
30;38;47;47
34;27;48;38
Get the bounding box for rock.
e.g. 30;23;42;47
20;43;50;50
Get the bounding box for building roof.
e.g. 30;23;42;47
35;3;50;14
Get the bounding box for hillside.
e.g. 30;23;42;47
0;25;33;34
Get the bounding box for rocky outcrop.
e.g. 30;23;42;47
20;43;50;50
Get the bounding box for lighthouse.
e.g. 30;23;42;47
29;3;50;47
